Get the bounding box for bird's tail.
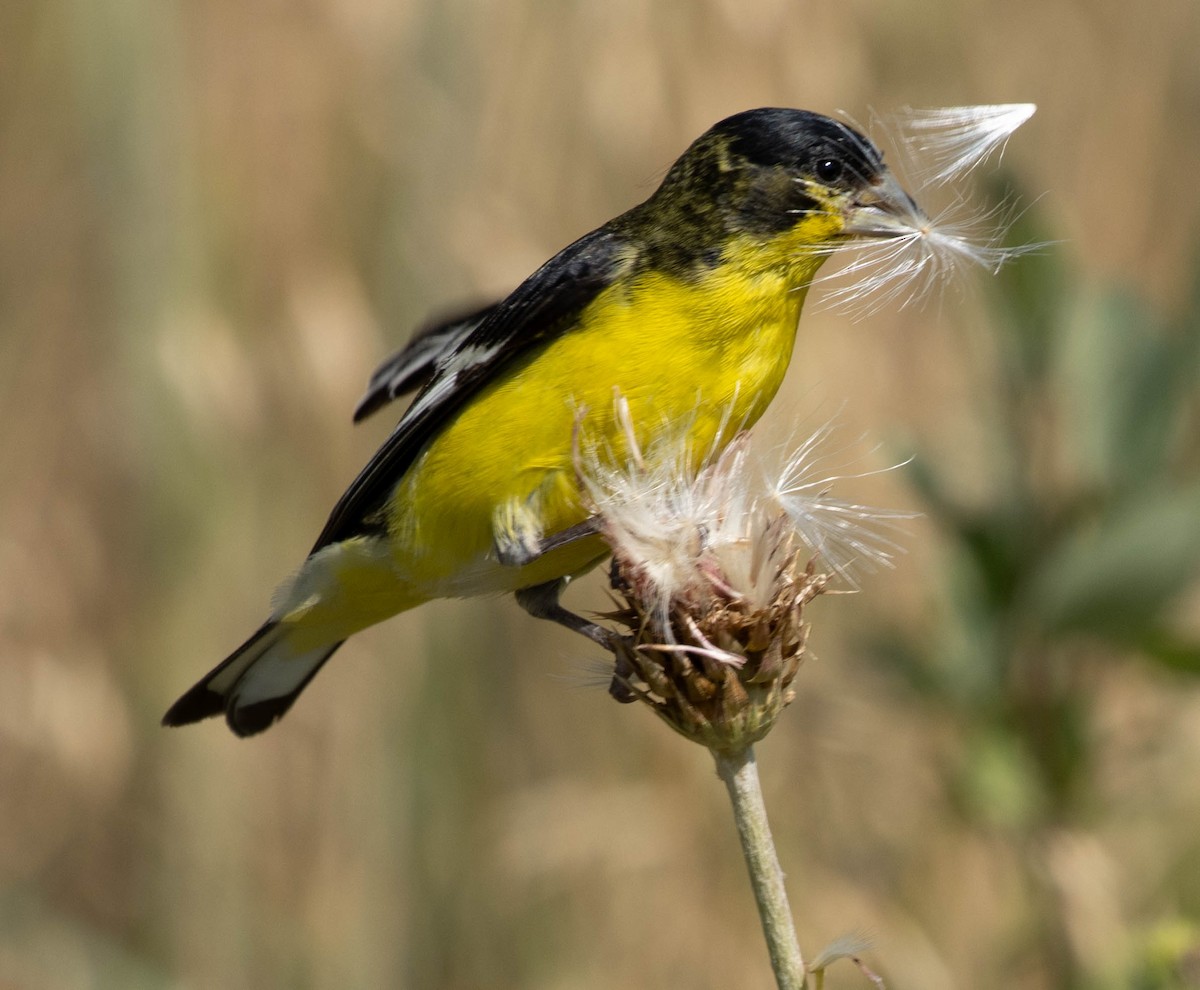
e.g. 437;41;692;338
162;621;344;737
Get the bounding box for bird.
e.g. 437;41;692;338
163;107;923;736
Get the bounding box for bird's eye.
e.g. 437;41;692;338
815;158;844;183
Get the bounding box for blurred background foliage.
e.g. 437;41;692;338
2;0;1199;988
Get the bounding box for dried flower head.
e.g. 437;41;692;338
576;397;910;752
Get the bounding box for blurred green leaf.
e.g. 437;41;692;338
1135;627;1200;675
953;504;1043;612
952;726;1046;831
1172;249;1200;342
906;454;1046;613
1127;918;1200;990
904;451;966;525
981;180;1067;385
1057;291;1193;493
1024;482;1200;638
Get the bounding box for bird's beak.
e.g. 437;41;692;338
842;171;925;238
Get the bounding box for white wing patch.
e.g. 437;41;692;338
403;340;504;425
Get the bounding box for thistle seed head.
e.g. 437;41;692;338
577;398;910;751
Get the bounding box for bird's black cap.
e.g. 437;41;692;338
712;107;884;179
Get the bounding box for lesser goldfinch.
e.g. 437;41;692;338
164;107;921;736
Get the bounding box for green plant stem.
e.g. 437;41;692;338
713;745;806;990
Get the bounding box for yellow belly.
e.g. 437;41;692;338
388;264;811;598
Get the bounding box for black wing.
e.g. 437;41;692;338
311;227;634;553
353;301;500;423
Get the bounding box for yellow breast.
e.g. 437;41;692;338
388;226;832;598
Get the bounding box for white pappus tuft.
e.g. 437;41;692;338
895;103;1037;184
816;103;1041;320
762;419;913;580
576;397;912;633
574;397;747;627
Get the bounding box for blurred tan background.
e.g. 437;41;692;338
3;0;1200;987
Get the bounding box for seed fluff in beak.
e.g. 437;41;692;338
814;104;1041;318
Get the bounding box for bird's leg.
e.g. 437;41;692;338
499;503;635;701
514;577;612;648
514;577;638;705
533;517;604;557
604;556;638;702
493;509;603;568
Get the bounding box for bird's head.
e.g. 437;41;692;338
632;107;926;279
